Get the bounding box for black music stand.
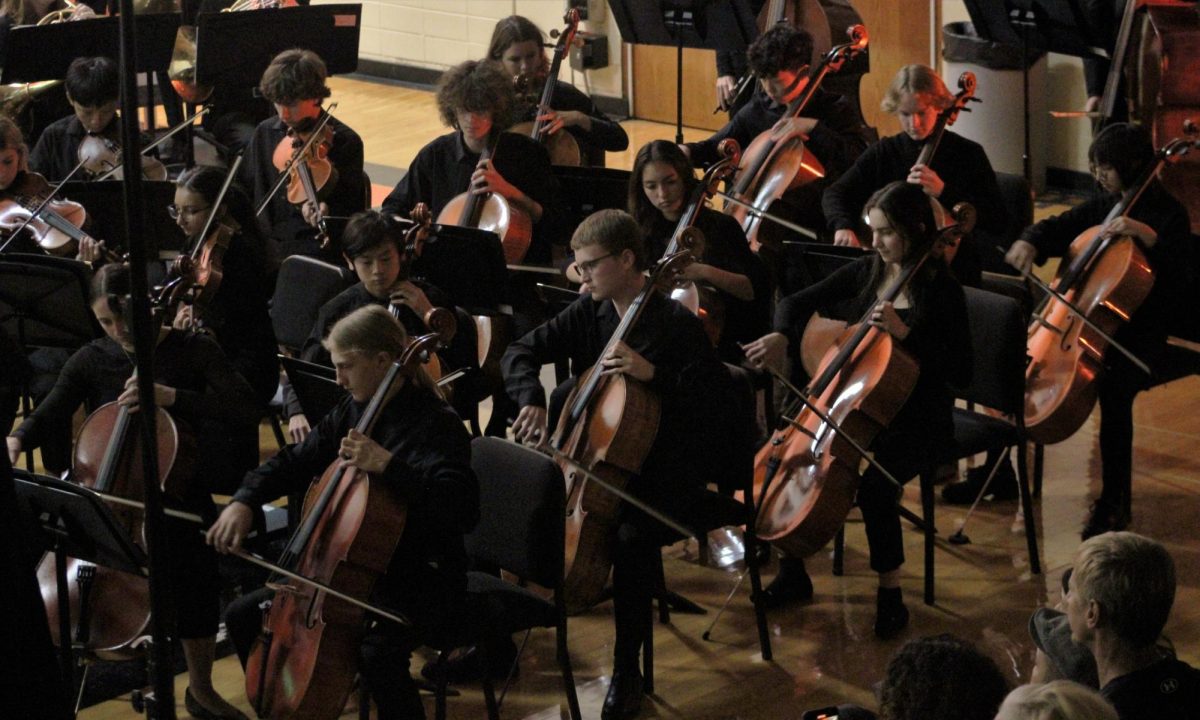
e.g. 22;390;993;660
194;4;362;90
410;224;509;314
552;166;631;232
608;0;757;143
0;255;99;470
12;469;148;697
59;181;184;255
0;14;181;83
279;355;345;425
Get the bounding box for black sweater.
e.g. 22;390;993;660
774;255;972;447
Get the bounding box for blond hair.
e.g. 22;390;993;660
996;681;1117;720
1073;531;1175;646
323;305;439;396
881;64;953;114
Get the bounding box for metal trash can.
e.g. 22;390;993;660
942;21;1048;192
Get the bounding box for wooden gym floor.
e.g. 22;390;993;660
59;74;1200;719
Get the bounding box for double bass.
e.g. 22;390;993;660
245;327;451;719
722;23;869;251
1023;123;1200;444
510;9;583;166
753;202;973;557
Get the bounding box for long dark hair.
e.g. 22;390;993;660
857;181;942;320
176;165;256;231
90;262;130;318
627;140;699;235
487;15;545;68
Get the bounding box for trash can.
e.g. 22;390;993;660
942;21;1048;192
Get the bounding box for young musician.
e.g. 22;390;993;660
487;14;629;166
28;56;124;182
209;304;478;720
380;58;562;266
6;263;257;720
629;139;770;364
822;64;1009;287
743;182;971;636
239;48;366;262
1005;122;1190;539
281;209;480;443
170;165;280;421
503;209;733;719
684;24;872;259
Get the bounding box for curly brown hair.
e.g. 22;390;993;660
747;24;813;77
259;49;332;105
435;60;516;132
879;634;1009;720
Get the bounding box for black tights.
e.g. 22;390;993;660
1097;366;1141;512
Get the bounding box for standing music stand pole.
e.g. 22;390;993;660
116;0;177;715
12;471;149;709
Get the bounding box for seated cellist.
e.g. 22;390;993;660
208;305;478;720
743;182;971;637
501;209;733;720
1005;123;1191;540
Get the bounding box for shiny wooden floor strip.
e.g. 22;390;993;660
63;75;1199;719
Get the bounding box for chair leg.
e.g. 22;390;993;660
268;412;288;450
434;655;448;720
1017;438;1041;575
832;526;844;576
642;599;654;694
556;618;583;720
1033;441;1044;498
476;644;500;720
743;528;773;661
654;553;670;625
921;470;935;606
358;682;370;720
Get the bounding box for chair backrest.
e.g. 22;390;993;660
955;286;1026;416
466;437;565;590
270;255;352;352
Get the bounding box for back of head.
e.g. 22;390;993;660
1074;531;1175;647
341;209;406;262
487;15;542;61
1088;123;1154;190
0;116;27;158
996;681;1118;720
259;48;331;105
879;634;1009;720
435;59;516;132
628;139;697;228
66;56;119;107
881;64;953;114
747;24;813;77
324;304;407;358
571;208;646;271
90;262;131;316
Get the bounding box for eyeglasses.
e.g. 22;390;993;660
167;204;211;221
573;252;614;277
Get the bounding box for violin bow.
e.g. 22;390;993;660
256;102;339;217
93;105;211;182
91;490;413;628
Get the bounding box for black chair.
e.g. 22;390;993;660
457;437;582;720
833;286;1041;604
644;363;772;692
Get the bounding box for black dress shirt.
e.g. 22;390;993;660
516;80;628;166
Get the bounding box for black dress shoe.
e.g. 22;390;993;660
601;667;644;720
756;558;813;609
1081;500;1131;540
941;460;1019;505
184;688;249;720
873;588;909;640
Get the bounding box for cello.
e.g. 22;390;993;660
1022;122;1200;445
244;325;452;719
722;23;868;251
752;201;973;557
509;9;583;166
435;134;533;264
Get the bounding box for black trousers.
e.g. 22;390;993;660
1097;360;1144;512
854;432;930;575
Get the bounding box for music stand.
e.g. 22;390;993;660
59;181;184;255
12;469;148;695
279;355;345;426
0;14;181;83
608;0;757;143
552;166;631;232
782;241;869;288
410;224;509;314
194;4;362;89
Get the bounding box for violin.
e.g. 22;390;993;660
37;394;196;660
1023;122;1200;445
722;23;868;252
77;133;168;182
244;327;451;718
435;134;533;264
0;170;120;261
752;202;973;558
268;110;339;249
508;9;583;166
551;216;701;615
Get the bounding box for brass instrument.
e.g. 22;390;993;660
35;0;88;25
0;80;63;118
168;0;291;104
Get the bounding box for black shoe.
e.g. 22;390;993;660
421;638;519;684
756;558;813;609
601;667;644;720
873;588;909;640
941;459;1019;505
184;688;249;720
1081;500;1131;540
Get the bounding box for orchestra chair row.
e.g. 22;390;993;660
833;286;1042;604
